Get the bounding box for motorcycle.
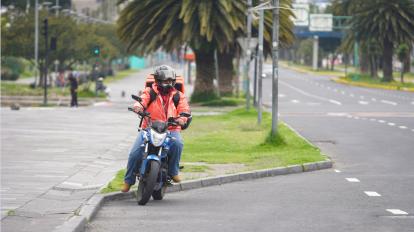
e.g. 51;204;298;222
128;94;191;205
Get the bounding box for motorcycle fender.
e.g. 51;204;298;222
140;155;160;176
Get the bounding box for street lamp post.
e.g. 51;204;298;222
34;0;39;87
246;0;253;111
271;0;280;136
257;8;264;125
43;18;49;105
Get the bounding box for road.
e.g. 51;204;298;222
0;67;158;231
86;66;414;232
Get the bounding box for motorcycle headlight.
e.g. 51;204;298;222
150;129;167;147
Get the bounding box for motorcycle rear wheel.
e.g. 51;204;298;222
137;160;160;205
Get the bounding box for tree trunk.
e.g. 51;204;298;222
192;49;216;102
382;38;394;82
369;55;378;79
404;46;411;73
218;50;235;96
360;51;369;74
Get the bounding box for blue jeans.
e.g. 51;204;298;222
124;131;183;185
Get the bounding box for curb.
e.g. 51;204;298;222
53;159;333;232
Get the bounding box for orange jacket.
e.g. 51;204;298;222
134;83;190;131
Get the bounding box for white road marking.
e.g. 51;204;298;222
329;100;342;105
359;101;369;105
381;100;397;106
61;182;83;187
399;126;407;129
411;101;414;105
34;175;68;178
334;169;341;173
386;209;408;215
346;178;360;183
280;80;342;105
369;118;377;122
371;98;377;101
279;94;286;98
412;129;414;132
378;120;386;123
387;123;396;126
364;191;381;197
327;113;347;116
291;99;300;103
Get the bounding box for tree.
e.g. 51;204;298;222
1;9;124;85
117;0;294;100
397;43;409;83
339;0;414;82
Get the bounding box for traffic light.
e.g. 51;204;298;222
93;46;100;56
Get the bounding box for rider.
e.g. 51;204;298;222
121;65;191;193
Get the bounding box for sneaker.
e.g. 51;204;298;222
121;182;131;192
171;175;181;183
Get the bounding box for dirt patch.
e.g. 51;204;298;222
180;162;246;180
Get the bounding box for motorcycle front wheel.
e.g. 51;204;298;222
137;160;160;205
152;185;167;200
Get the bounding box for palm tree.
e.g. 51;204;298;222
117;0;294;100
117;0;245;101
342;0;414;82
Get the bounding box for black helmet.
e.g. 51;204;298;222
154;65;176;90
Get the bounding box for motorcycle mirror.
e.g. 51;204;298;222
131;94;142;102
179;112;191;118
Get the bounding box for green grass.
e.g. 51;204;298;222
341;73;414;89
200;97;245;107
101;169;126;194
101;108;327;193
181;108;325;169
0;82;106;98
103;69;140;84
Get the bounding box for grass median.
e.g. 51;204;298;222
101;108;327;193
335;73;414;91
1;69;139;98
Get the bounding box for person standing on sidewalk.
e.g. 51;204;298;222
68;69;78;107
121;65;191;192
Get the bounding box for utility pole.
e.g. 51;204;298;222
271;0;279;136
43;18;49;105
214;50;220;97
312;35;319;70
257;8;264;125
246;0;252;110
34;0;39;87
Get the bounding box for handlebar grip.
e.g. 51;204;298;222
128;107;134;111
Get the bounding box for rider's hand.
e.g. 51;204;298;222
176;118;186;126
133;105;143;114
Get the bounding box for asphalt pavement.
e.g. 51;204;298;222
86;66;414;232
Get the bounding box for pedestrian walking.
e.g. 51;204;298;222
68;69;78;107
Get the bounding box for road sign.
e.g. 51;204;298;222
237;37;259;52
292;3;309;26
309;14;333;31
